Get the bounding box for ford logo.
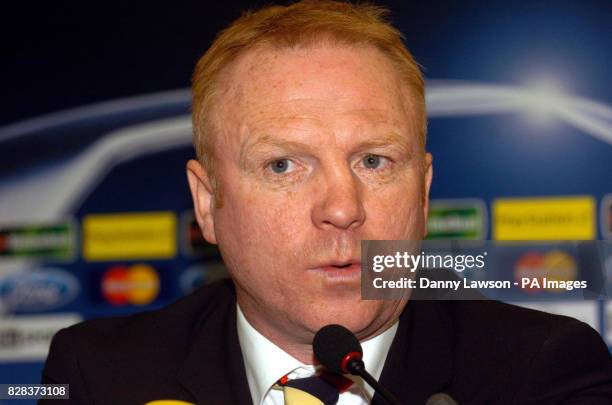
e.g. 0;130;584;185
0;269;80;312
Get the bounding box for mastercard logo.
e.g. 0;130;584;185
513;250;577;294
0;234;7;252
101;264;160;305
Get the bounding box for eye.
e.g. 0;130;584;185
268;158;295;174
362;154;386;169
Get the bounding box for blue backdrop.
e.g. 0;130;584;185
0;1;610;401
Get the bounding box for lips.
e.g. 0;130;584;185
309;261;362;280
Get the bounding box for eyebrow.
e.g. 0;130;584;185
239;135;313;168
351;132;412;151
239;131;412;167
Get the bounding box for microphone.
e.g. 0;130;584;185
425;393;457;405
313;324;400;405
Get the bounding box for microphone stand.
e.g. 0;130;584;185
347;358;400;405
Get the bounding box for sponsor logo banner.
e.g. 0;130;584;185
0;314;81;362
0;268;80;313
426;199;486;240
83;212;177;261
0;221;75;260
493;196;595;240
99;264;160;306
513;250;578;294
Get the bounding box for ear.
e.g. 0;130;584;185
422;152;433;238
186;159;217;244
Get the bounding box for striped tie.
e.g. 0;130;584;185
278;371;354;405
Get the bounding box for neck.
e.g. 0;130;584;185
236;292;406;364
237;299;317;363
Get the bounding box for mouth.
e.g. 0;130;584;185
309;261;362;280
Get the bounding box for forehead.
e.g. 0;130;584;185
213;43;416;145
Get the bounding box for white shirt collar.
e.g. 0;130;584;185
236;304;398;405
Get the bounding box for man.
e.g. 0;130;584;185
42;1;612;404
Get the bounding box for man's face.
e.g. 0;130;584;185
188;44;432;349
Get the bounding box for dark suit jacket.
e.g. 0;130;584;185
41;278;612;404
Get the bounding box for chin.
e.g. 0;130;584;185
303;299;386;338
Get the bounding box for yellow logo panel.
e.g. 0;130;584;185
83;212;177;261
493;196;595;240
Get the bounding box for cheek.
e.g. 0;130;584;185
214;183;306;270
365;179;425;238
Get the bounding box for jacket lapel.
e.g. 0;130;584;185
175;288;253;405
374;300;454;404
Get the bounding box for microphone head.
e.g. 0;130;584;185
425;393;458;405
313;324;363;374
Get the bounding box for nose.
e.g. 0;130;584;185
311;164;366;231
